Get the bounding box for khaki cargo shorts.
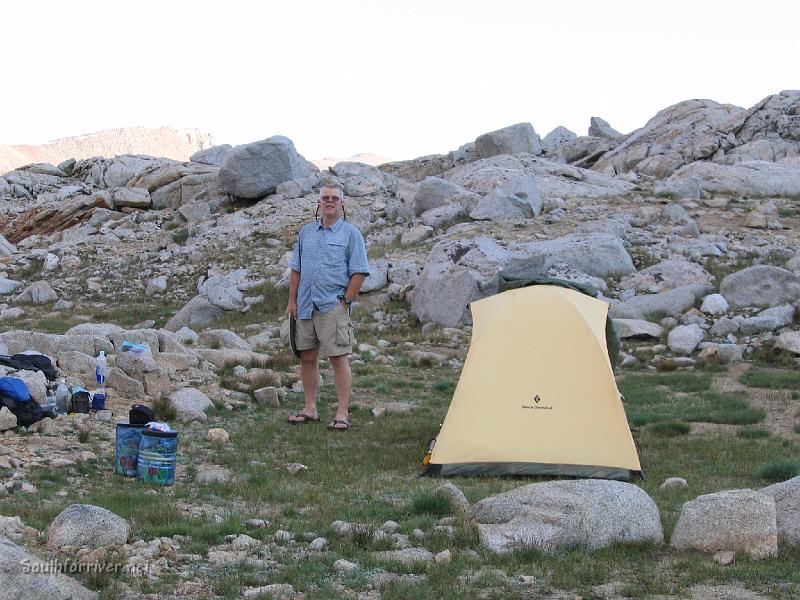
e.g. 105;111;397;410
295;305;355;357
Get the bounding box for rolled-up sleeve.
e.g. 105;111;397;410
348;228;370;277
289;237;302;272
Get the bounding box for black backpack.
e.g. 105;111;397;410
0;393;44;427
0;354;58;381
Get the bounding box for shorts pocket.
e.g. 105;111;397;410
336;319;354;346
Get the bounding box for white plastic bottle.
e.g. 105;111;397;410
55;379;70;414
95;351;107;395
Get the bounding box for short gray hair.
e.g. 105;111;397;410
318;180;344;201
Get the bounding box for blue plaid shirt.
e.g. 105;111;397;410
289;218;370;319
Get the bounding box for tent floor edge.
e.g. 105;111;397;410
433;462;642;481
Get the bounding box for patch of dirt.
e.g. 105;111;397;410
713;362;799;438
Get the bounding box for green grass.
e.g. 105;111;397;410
6;352;800;598
650;422;691;437
410;492;451;518
620;373;764;427
756;460;800;483
737;427;771;439
740;369;800;390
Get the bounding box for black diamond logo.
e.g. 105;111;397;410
534;395;541;403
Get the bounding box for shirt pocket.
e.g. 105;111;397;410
322;239;348;268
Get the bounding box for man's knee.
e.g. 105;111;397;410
329;354;350;370
300;349;319;365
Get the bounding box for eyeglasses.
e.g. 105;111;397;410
321;195;342;202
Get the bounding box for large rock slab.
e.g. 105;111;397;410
218;136;311;199
12;281;58;305
655;160;800;198
720;265;800;309
191;144;233;166
475;122;541;158
445;154;632;200
469;174;541;221
541;126;577;154
609;284;712;320
471;480;663;553
164;295;225;331
760;476;800;545
619;260;713;294
0;537;98;600
775;330;800;355
670;489;777;558
593;99;743;177
46;504;130;550
502;233;635;280
411;237;509;327
413;176;463;215
614;319;664;339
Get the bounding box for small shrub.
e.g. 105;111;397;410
152;395;177;421
794;423;800;435
736;427;771;439
410;491;451;518
650;422;691;437
172;227;189;245
792;391;800;400
756;460;800;483
77;429;91;444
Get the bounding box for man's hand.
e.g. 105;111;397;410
285;299;298;318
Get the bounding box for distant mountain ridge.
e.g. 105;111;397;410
0;126;214;173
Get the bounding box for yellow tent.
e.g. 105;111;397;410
425;285;642;479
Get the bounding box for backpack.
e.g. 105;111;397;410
0;354;58;381
129;404;155;425
0;377;43;427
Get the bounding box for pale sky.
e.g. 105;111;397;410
1;0;798;161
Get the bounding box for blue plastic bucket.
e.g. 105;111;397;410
137;429;178;485
115;422;145;477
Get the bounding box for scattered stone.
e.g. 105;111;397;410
333;558;358;573
47;504;130;550
243;584;294;599
372;547;435;565
714;550;735;565
434;549;452;563
435;481;470;514
660;477;688;490
309;537;328;551
0;407;17;431
670;489;777;559
285;463;308;476
667;323;705;355
206;428;230;444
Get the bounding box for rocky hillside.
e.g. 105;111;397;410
2;89;800;599
0;127;213;174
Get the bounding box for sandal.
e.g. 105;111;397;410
328;419;350;431
288;412;320;424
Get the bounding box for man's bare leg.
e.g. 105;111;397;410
329;353;351;427
289;348;320;422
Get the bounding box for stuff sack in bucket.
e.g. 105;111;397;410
115;423;145;477
130;404;155;425
137;429;178;485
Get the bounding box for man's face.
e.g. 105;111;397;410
319;187;343;220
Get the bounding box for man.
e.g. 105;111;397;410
285;182;370;430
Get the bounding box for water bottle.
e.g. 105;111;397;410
55;379;70;414
95;351;107;409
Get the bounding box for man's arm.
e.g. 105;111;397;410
343;273;367;302
285;270;300;318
